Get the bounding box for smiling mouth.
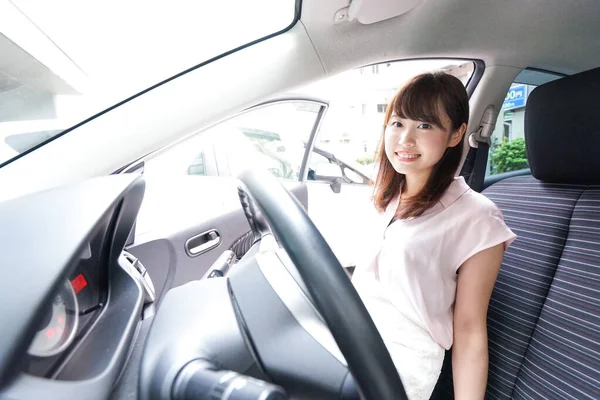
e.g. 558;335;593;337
395;152;421;160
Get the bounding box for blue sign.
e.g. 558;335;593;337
503;85;527;110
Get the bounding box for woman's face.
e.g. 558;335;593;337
384;106;463;179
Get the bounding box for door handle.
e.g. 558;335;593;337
185;229;221;256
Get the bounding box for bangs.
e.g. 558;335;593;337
391;75;445;129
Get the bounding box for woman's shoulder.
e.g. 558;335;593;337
453;177;498;206
445;178;517;265
465;188;501;211
446;177;504;219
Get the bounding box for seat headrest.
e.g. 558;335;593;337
525;66;600;184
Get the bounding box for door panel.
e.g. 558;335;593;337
127;178;310;306
125;177;250;297
127;177;310;303
124;99;325;302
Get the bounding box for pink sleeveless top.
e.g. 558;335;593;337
352;176;516;350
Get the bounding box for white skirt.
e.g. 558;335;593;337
353;271;445;399
383;322;445;400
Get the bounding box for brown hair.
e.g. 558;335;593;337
373;72;469;219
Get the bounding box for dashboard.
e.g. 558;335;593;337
0;175;152;400
23;241;108;378
0;171;366;399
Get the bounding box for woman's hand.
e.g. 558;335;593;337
452;243;504;400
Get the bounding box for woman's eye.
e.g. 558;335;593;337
390;121;402;128
418;123;433;129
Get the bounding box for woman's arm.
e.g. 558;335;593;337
452;243;504;400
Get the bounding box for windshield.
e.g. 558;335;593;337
0;0;296;166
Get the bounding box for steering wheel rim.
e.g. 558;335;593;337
238;169;408;400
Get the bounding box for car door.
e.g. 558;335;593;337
215;99;374;269
121;98;327;302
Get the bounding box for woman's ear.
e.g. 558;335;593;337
447;122;467;148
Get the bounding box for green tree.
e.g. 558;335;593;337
490;137;528;174
355;156;374;165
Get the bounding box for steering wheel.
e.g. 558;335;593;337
237;168;407;400
139;168;408;400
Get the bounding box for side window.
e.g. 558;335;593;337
487;70;564;176
143;101;322;180
487;83;534;176
223;102;322;180
143;131;216;177
299;59;476;184
143;60;479;182
307;151;331;181
187;153;206;176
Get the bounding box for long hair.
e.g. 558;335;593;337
373;72;469;219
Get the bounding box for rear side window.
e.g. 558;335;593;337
487;70;564;176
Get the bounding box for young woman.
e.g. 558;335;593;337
351;72;516;399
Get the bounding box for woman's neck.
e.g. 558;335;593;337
402;170;431;198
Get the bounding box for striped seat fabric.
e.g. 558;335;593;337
485;177;600;399
433;176;600;399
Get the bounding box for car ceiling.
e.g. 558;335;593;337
301;0;600;75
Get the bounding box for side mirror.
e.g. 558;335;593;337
330;177;342;194
314;163;343;193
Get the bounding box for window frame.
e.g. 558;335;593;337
484;68;568;179
122;58;485;180
122;97;329;182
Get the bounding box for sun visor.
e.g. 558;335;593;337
339;0;424;25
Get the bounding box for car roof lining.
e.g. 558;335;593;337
300;0;600;76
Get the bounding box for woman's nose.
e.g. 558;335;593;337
397;128;416;147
